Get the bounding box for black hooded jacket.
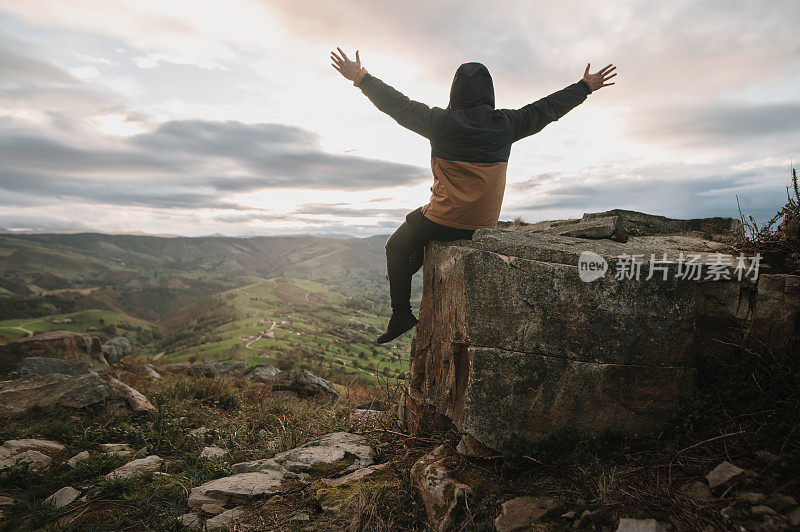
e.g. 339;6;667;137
357;62;591;229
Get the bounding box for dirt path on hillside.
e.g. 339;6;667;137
245;320;276;350
1;322;34;338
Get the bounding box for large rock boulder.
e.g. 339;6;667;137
102;337;132;364
270;369;340;399
403;211;799;451
10;357;92;378
0;330;107;374
0;373;124;413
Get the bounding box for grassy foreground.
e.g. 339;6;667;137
1;350;798;531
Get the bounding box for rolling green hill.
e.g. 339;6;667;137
0;232;418;382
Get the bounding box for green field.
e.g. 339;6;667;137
160;277;410;382
0;233;416;384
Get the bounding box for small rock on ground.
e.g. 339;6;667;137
205;507;244;531
106;455;162;480
107;377;155;413
0;496;14;506
494;496;561;531
678;480;712;501
737;492;766;504
789;507;800;526
200;446;227;459
0;449;51;471
321;462;389;487
66;450;91;468
411;445;472;532
2;439;65;457
706;461;745;489
616;518;668;532
143;364;162;380
177;512;203;529
44;486;80;508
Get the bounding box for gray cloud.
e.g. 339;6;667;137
0;118;429;210
508;163;791;225
293;203;410;218
627;102;800;148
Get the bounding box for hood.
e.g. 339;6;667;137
448;62;495;110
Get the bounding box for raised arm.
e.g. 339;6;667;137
330;47;444;140
502;63;617;142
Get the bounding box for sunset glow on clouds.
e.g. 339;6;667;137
0;0;798;235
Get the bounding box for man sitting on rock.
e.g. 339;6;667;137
331;48;616;343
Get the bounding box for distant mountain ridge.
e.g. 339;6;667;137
0;232;400;323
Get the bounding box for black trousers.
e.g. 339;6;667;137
385;207;474;314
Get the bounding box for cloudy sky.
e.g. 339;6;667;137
0;0;798;236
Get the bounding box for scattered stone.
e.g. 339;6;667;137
0;439;65;471
105;455;162;480
177;512;203;529
750;505;776;516
320;462;390;487
494;495;562;531
706;461;745;489
615;518;668;532
755;449;779;462
766;493;797;511
99;443;133;457
679;480;712;502
190;432;375;512
201;503;226;515
0;450;51;471
189;471;305;510
2;438;65;457
789;507;800;526
737;492;765;504
189;427;211;438
102;337;132;364
270;369;340;399
720;505;738;520
0;496;14;506
411;445;472;532
44;486;80;508
200;446;227;459
456;434;495;458
0;373;123;413
233;432;375;476
350;409;382;423
247;364;280;382
10;357;92;378
291;512;311;522
66;450;91;468
143;364;161;380
205;507;244;531
107;377;155;413
561;510;576;519
0;330;107;374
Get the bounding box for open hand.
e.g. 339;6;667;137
582;63;617;92
331;47;363;82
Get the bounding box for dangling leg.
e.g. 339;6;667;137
378;211;428;343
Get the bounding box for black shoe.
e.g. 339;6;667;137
376;313;419;344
